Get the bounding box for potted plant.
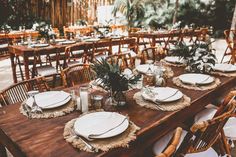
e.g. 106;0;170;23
91;59;140;106
170;41;217;73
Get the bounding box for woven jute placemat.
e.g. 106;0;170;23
63;111;140;152
20;100;76;119
172;77;221;91
133;92;191;111
211;71;236;77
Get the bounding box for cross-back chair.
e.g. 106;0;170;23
140;47;165;64
156;127;183;157
31;46;60;87
106;52;134;71
153;93;236;157
221;30;236;64
63;43;87;68
0;76;49;106
61;64;96;87
175;95;236;157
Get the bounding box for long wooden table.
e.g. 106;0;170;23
0;66;235;157
8;38;136;83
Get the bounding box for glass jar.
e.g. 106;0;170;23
79;85;91;113
91;95;103;110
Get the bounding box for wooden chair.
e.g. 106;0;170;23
31;47;60;87
221;30;236;64
140;47;166;64
176;96;236;156
156;127;183;157
106;52;134;71
63;43;87;68
61;64;96;87
153;94;236;157
0;76;49;106
90;38;112;62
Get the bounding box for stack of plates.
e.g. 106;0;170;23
212;63;236;73
26;91;71;109
74;112;129;140
178;73;214;85
164;56;185;64
142;87;183;103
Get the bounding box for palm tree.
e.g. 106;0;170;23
230;4;236;30
172;0;179;24
112;0;165;28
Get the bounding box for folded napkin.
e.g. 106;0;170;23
74;112;128;140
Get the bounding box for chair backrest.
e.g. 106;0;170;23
106;53;134;71
61;64;95;87
156;127;183;157
224;30;236;64
64;43;87;68
0;77;50;106
175;94;236;156
141;47;157;64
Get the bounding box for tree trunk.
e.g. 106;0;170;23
230;4;236;30
172;0;179;24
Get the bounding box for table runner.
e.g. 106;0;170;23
172;77;221;91
133;92;191;111
20;100;76;119
63;110;140;152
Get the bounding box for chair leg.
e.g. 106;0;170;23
0;143;7;157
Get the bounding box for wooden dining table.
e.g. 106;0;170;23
0;66;235;157
8;37;136;83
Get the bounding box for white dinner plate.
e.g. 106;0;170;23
74;112;129;140
179;73;214;85
60;40;76;45
55;39;66;42
136;64;165;74
26;91;71;109
212;63;236;73
31;43;49;48
164;56;185;64
142;87;183;103
84;38;100;42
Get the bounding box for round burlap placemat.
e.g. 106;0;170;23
20;100;76;119
172;77;221;91
63;111;140;153
211;71;236;77
133;92;191;111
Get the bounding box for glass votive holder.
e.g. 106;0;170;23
91;95;103;110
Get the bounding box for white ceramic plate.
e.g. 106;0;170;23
179;73;214;85
84;38;100;42
32;43;49;48
136;64;165;74
142;87;183;103
60;40;76;45
212;63;236;72
74;112;129;140
164;56;185;64
26;91;71;109
55;39;66;42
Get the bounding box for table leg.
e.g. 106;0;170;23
9;53;17;83
23;54;30;80
152;37;156;47
0;142;7;157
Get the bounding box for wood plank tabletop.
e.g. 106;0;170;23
0;67;235;157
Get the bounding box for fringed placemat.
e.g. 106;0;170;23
63;111;140;153
161;59;185;67
133;92;191;111
20;100;76;119
211;71;236;77
172;77;221;91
